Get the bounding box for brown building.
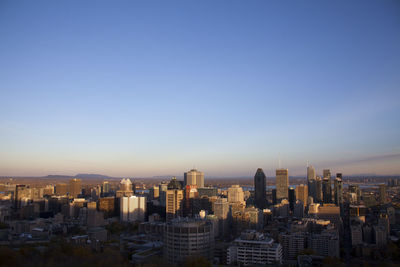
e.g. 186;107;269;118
166;189;183;221
55;183;68;196
98;197;116;218
295;184;308;206
69;179;82;198
276;169;289;200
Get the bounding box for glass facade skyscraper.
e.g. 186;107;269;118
254;168;267;209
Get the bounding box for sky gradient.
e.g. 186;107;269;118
1;0;400;177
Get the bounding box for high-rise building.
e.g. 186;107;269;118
293;200;304;218
164;219;214;264
184;169;204;188
102;181;110;195
308;232;340;258
254;168;267;209
288;187;295;211
322;178;332;203
227;185;245;204
149;185;160;200
315;176;322;203
323;169;331;180
99;197;116;218
276;169;289;201
213;197;231;237
116;178;134;198
295;184;308;206
184;184;199;217
120;195;146;222
166;189;184;221
159;181;168;207
69;179;82;198
307;166;316;201
281;232;307;261
378;184;387;204
55;183;68;196
334;177;343;206
227;230;282;265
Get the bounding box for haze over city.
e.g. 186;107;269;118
1;0;399;177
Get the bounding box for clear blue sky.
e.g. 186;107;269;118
1;0;399;177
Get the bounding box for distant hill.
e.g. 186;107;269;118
74;173;113;179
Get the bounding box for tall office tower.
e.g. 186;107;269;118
307;166;316;201
348;184;361;203
295;184;308;206
14;185;28;210
184;169;205;188
378;184;387;204
315;176;323;203
323;169;331;180
99;197;116;218
149;185;160;200
288;187;295;211
159;181;169;207
334;176;343;206
276;169;289;201
164;219;214;265
322;178;332;203
212;197;231;237
227;185;245;204
102;181;110;194
254;168;267;209
55;183;68;196
69;179;82;198
272;189;277;205
184;184;199;217
166;189;184;221
116;178;134;198
120;195;146;222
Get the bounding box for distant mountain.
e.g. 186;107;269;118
74;173;113;179
45;175;74;179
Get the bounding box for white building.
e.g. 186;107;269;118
227;230;282;266
120;195;146;222
227;185;245;204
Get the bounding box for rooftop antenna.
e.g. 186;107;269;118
307;160;309;168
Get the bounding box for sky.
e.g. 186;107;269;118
0;0;399;177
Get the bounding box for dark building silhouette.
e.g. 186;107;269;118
322;178;332;203
254;168;267;209
288;187;295;211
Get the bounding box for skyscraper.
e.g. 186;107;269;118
295;184;308;206
120;195;146;222
69;178;82;198
102;181;110;195
184;169;204;188
323;169;331;180
166;189;184;221
116;178;134;198
334;175;343;206
307;166;316;201
322;178;332;203
254;168;267;209
212;197;231;237
288;187;295;211
315;176;322;203
322;169;331;203
276;169;289;200
228;185;245;204
55;183;68;196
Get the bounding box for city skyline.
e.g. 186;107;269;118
1;0;400;177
